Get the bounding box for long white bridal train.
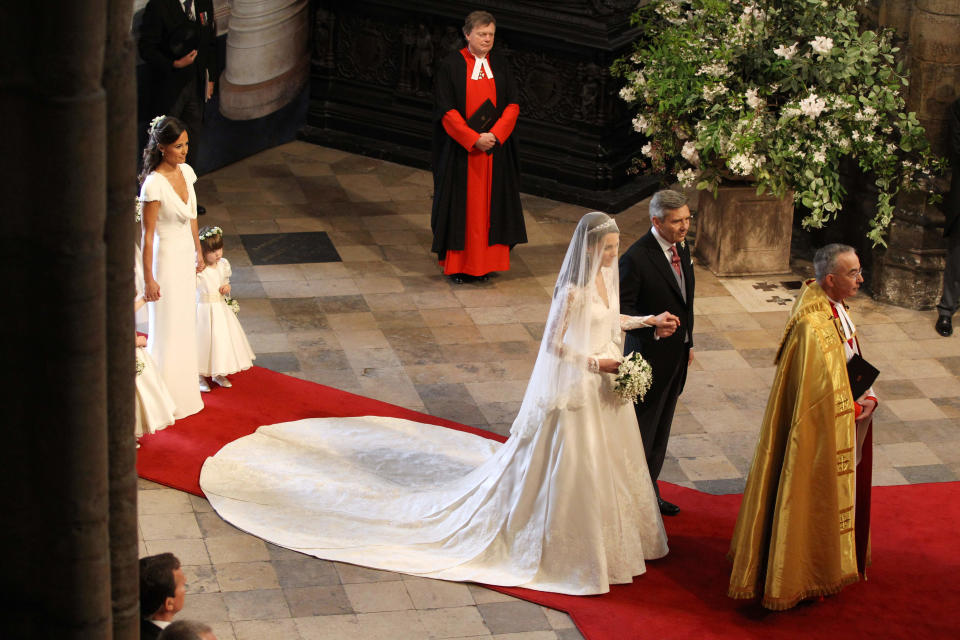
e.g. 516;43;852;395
200;401;667;595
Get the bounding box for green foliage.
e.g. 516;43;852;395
614;0;944;246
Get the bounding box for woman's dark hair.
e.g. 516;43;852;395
199;226;224;254
139;116;188;186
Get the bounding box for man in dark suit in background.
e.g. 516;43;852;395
936;97;960;336
619;189;695;515
140;552;187;640
139;0;218;202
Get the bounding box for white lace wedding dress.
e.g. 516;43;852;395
199;277;668;594
200;214;668;595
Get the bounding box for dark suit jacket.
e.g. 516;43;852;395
619;230;695;391
139;0;218;111
140;618;162;640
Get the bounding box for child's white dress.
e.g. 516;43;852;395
134;244;177;437
196;258;255;376
136;344;177;437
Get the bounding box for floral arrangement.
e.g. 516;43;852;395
199;226;223;241
136;355;145;376
224;295;240;315
135;196;143;223
614;0;944;245
613;352;654;404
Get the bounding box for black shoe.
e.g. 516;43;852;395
449;274;466;285
936;315;953;337
477;274;490;282
658;498;680;516
197;204;207;215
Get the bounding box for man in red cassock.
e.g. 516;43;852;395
431;10;527;283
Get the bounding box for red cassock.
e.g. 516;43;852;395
438;48;520;276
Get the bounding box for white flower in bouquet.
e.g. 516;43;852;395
136;355;145;376
810;36;834;55
612;352;654;404
224;295;240;315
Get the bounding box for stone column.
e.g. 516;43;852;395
104;0;141;639
219;0;311;119
1;1;138;637
871;0;960;308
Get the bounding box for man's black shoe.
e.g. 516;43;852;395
658;498;680;516
197;204;207;215
936;315;953;337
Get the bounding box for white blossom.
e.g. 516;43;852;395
799;93;827;118
745;88;764;110
696;62;730;77
641;142;653;157
810;36;834;55
676;168;699;188
774;42;799;60
702;84;729;101
886;143;898;154
632;115;648;133
728;153;764;176
619;86;636;102
681;140;700;165
812;150;827;164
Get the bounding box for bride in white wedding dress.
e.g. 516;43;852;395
200;212;673;595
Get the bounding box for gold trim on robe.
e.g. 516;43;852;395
727;280;870;610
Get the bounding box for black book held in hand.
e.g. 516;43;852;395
846;353;879;401
467;99;498;155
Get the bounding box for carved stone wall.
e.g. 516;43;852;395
304;0;657;210
866;0;960;309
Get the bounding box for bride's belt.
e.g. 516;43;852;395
197;293;223;303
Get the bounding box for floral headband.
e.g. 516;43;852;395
148;115;166;135
199;226;223;241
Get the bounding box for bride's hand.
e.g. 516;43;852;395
596;358;621;374
652;311;680;337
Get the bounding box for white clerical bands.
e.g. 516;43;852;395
470;56;493;80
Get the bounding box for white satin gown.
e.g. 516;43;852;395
200;277;667;595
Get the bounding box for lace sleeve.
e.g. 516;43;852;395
620;314;653;331
544;287;598;373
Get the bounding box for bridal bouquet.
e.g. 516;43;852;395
224;295;240;315
613;352;653;404
136;355;145;376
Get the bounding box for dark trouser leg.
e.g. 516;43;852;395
937;231;960;318
168;80;204;167
634;351;687;497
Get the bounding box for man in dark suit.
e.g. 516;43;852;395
936;97;960;336
139;0;218;181
619;189;695;515
140;552;186;640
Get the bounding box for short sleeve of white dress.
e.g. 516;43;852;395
139;173;163;204
221;257;232;282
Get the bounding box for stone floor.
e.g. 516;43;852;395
138;140;960;639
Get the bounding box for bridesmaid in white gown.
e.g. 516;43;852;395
139;116;205;419
200;212;680;595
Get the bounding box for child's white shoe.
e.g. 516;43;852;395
199;376;211;393
212;375;232;388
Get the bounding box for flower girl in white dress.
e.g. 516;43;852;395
134;244;176;441
195;226;255;389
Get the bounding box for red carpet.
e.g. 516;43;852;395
138;367;960;639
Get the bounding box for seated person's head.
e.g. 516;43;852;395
157;620;217;640
139;552;186;621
